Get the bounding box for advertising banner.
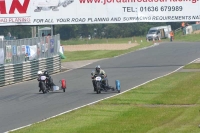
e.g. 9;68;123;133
26;45;30;56
21;45;26;54
12;45;17;56
17;46;21;56
37;43;41;55
0;48;4;64
29;45;37;60
50;39;54;53
59;46;64;54
6;45;12;60
0;0;200;26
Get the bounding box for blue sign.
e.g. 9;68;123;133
26;45;30;56
12;45;16;55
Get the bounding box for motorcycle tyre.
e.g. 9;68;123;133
96;82;101;94
96;89;101;94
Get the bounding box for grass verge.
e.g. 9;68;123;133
183;63;200;69
173;31;200;42
12;72;200;133
61;37;152;62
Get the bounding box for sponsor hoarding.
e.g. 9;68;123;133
12;45;17;55
0;48;4;64
29;45;37;60
0;0;200;26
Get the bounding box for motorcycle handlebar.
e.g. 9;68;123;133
92;74;107;78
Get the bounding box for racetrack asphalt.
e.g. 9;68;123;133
1;42;200;133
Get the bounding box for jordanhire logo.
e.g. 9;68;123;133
33;0;74;12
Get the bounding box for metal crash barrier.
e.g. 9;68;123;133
0;34;61;87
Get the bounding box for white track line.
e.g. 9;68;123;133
5;58;200;133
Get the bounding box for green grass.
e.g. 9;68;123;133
61;37;152;62
183;63;200;69
173;30;200;42
12;72;200;133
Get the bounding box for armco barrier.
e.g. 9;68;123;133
0;55;61;87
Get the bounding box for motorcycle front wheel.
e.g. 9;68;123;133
96;82;101;94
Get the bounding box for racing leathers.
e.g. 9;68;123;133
46;75;54;91
37;74;45;92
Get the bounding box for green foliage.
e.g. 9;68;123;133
0;26;31;39
55;22;180;40
0;22;186;40
174;31;200;42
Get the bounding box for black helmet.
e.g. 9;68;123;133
43;70;49;77
96;65;100;73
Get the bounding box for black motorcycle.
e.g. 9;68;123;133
45;76;54;92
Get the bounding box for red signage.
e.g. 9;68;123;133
0;0;30;14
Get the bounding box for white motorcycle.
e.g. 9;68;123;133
91;73;121;94
93;74;105;94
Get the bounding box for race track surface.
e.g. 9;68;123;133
1;42;200;132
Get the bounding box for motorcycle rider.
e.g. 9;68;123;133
43;70;55;91
91;65;108;91
37;71;43;81
37;70;44;92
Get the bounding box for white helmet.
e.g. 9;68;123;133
37;71;43;75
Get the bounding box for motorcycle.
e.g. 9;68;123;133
38;75;48;94
38;75;66;93
45;77;54;92
91;72;121;94
92;74;106;94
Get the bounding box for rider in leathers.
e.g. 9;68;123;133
43;70;55;91
91;65;108;91
37;71;44;92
